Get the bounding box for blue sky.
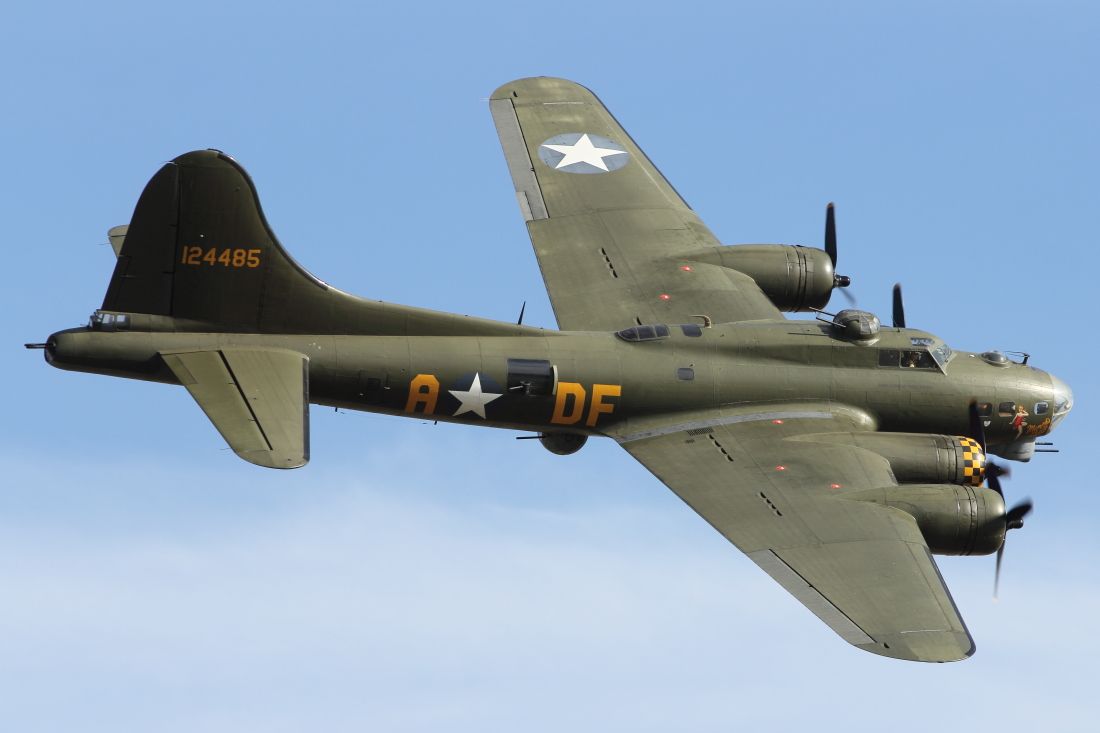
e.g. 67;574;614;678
2;1;1098;730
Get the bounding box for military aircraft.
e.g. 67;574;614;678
28;77;1073;663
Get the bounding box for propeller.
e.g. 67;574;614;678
824;203;852;291
966;400;1034;599
994;498;1033;600
963;400;1029;594
965;399;1012;505
892;283;906;328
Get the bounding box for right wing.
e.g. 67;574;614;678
162;348;309;469
611;405;975;663
490;77;782;331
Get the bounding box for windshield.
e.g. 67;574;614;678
930;342;953;369
910;336;954;371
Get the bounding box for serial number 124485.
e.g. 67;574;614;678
180;246;262;268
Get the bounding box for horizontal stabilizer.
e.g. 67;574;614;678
107;225;128;257
162;348;309;469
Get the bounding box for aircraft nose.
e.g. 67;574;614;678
1050;373;1074;426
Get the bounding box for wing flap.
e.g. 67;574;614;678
162;348;309;469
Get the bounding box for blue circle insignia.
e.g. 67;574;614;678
537;133;630;174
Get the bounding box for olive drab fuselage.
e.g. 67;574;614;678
45;315;1063;457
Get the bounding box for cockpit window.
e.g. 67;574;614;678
879;349;936;369
616;324;670;342
880;338;953;372
901;350;936;369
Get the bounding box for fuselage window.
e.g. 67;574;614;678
677;367;695;381
879;349;901;367
90;312;129;332
507;358;555;397
998;402;1017;417
977;402;993;417
616;324;671;342
680;324;703;337
1034;401;1049;416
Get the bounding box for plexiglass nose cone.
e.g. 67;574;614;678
1050;373;1074;425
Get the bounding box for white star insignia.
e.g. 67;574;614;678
541;133;628;171
448;372;503;419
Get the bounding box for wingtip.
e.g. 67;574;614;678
856;631;975;663
489;76;596;102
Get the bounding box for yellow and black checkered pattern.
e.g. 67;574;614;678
958;436;986;487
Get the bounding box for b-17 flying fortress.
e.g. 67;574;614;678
29;77;1073;662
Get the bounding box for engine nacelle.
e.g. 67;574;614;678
687;244;836;311
850;484;1006;556
807;433;986;487
539;432;587;455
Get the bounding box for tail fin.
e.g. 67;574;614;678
104;149;345;332
103;150;527;336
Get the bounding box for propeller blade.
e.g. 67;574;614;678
994;543;1005;600
824;202;837;267
1006;499;1033;530
987;470;1004;498
994;499;1033;600
985;460;1011;496
892;283;906;328
968;400;988;454
836;287;857;305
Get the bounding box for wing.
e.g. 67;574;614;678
610;404;976;663
490;77;782;331
162;348;309;469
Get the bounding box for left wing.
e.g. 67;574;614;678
610;405;975;662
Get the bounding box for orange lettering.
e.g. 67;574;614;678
404;374;440;415
585;384;621;427
551;382;586;425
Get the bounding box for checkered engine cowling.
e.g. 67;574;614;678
812;432;989;487
956;436;987;487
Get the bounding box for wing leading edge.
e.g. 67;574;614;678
610;405;975;663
